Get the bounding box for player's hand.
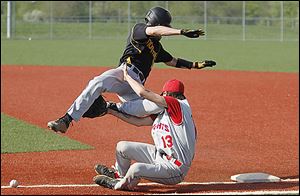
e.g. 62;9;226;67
181;29;205;38
194;60;216;69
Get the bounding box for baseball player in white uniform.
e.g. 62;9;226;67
47;6;216;134
93;64;197;191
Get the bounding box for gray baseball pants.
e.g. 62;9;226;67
67;64;150;121
113;141;189;190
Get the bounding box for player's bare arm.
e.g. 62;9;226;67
145;26;181;36
107;108;153;126
123;65;167;108
145;26;206;38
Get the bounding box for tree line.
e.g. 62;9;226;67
2;1;299;20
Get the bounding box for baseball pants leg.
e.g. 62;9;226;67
114;141;183;190
67;67;139;121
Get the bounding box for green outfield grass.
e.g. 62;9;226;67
1;113;93;153
1;38;298;72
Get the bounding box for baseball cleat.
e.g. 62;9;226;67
47;113;72;133
94;164;117;179
93;175;119;189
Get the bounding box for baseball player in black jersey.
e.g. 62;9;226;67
47;6;216;133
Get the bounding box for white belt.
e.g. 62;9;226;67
122;62;145;84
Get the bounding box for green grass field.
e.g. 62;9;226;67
1;39;298;72
1;113;93;153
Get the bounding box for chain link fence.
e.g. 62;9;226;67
1;1;299;41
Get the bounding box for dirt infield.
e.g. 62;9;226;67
1;65;299;195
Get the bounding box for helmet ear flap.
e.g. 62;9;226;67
145;10;151;25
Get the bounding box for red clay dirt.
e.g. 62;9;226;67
1;65;299;195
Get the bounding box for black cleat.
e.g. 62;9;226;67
93;175;119;189
47;113;72;133
94;164;117;179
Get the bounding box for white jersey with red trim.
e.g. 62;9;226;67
151;96;197;167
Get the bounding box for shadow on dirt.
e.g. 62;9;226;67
135;181;299;194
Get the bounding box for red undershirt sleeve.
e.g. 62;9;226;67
164;96;183;125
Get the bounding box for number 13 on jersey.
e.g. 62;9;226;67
161;135;173;148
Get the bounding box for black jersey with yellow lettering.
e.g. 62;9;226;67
119;23;173;80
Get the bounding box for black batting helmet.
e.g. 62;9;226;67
145;7;172;27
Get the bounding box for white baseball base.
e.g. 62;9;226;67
231;172;281;183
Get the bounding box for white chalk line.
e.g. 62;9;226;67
1;178;298;190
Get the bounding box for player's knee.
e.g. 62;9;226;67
88;76;104;89
128;163;144;176
116;141;130;154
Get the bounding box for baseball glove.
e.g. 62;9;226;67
195;60;216;69
82;95;108;118
181;29;205;38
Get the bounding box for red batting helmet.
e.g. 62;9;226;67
162;79;184;94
